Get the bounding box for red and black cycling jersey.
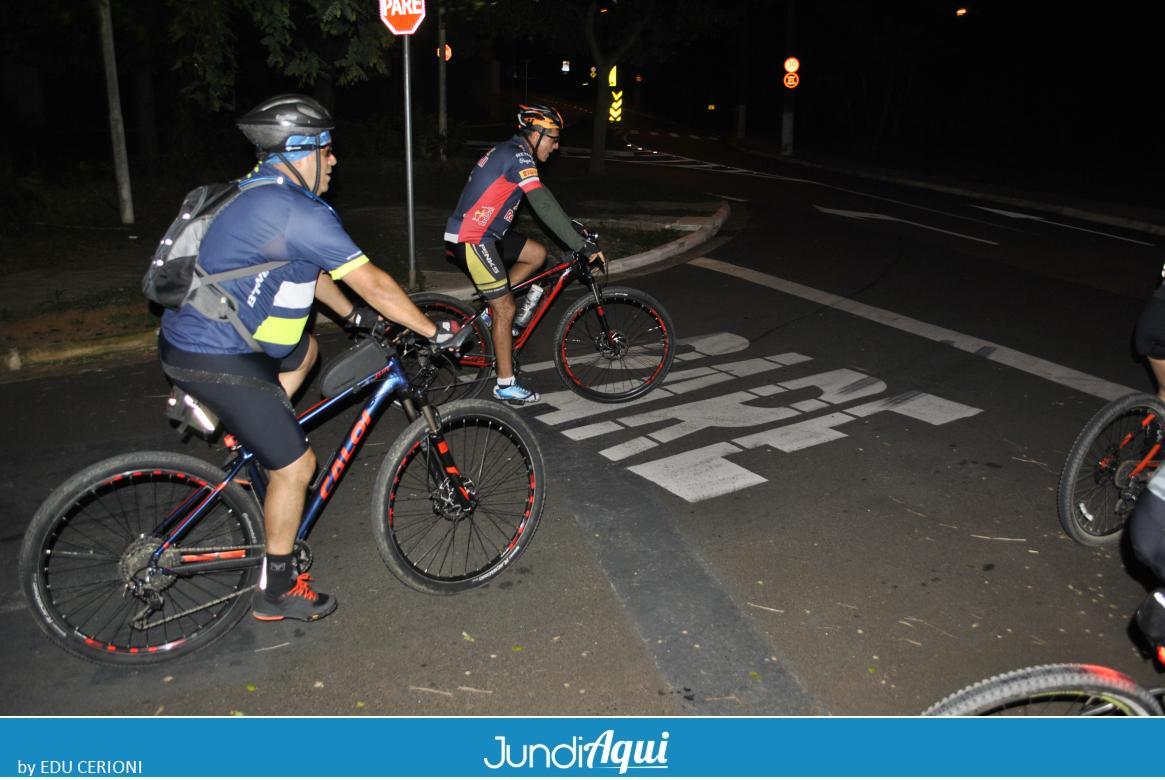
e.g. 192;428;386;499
444;135;542;245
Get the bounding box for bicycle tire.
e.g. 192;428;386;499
371;400;545;595
19;451;263;665
1058;393;1165;546
409;292;493;401
552;286;676;403
923;663;1163;715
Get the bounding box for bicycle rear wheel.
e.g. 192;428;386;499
19;451;263;665
1058;393;1165;546
553;286;676;403
371;400;545;595
409;292;493;401
923;663;1163;715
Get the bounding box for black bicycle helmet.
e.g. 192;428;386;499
237;93;334;153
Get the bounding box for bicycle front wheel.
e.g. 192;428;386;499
923;663;1163;715
371;400;546;595
18;451;263;665
553;286;676;403
409;292;493;401
1058;393;1165;546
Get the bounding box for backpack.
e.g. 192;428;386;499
143;178;286;352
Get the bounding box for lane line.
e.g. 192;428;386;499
971;205;1156;246
689;257;1135;401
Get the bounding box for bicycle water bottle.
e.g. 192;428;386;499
514;284;544;328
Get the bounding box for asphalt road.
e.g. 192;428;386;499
2;139;1163;715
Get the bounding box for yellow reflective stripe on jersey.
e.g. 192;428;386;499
252;315;310;345
328;254;370;280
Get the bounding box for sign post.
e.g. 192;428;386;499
379;0;427;288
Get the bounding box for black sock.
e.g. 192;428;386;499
263;553;295;602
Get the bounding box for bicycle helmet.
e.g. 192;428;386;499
517;104;564;133
238;94;334;193
238;93;334;153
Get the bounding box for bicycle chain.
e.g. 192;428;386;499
130;585;256;631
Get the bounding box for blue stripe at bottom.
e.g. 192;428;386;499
0;716;1155;777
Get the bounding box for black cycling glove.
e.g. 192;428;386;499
343;305;380;332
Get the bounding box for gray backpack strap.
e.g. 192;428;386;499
185;260;290;353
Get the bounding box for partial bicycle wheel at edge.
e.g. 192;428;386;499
1058;393;1165;546
553;286;676;403
409;292;493;401
371;400;545;595
923;663;1163;715
18;451;263;665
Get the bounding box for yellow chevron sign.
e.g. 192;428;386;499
608;90;623;122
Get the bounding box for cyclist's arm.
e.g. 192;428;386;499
525;187;589;253
338;263;437;338
314;272;357;318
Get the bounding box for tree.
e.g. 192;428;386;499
169;0;395;111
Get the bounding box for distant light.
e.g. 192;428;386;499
707;104;716;111
634;73;643;83
955;7;968;15
562;59;570;73
435;43;452;61
599;5;609;12
589;66;597;78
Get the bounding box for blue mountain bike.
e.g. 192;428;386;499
19;324;546;665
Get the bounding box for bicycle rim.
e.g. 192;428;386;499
555;290;674;402
410;293;492;401
1059;396;1165;544
23;459;261;663
377;402;544;593
924;664;1163;716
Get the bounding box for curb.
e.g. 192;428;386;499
4;202;731;373
735;144;1165;239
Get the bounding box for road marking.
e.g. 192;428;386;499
971;205;1155;246
814;205;999;245
690;257;1135;401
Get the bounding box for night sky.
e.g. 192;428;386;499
3;1;1163;207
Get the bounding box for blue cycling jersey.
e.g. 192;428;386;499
161;163;369;358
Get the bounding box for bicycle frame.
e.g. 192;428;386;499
457;251;609;369
147;349;452;578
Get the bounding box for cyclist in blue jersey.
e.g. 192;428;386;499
445;104;605;404
160;94;460;623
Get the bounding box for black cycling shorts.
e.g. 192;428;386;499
159;335;311;470
1135;296;1165;359
444;230;529;300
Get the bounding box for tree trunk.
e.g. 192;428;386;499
95;0;134;225
589;65;608;177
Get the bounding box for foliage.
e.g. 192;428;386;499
168;0;394;111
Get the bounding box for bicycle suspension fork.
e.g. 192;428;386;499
402;394;477;515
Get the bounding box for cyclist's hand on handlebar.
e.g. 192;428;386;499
428;318;469;352
343;304;381;333
585;244;606;270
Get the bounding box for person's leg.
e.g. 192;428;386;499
491;292;517;380
277;334;318;398
1150;357;1165;403
505;234;546;287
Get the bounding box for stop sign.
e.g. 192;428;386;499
379;0;426;35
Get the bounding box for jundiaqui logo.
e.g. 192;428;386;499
483;729;669;774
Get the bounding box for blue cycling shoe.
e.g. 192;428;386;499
493;381;540;405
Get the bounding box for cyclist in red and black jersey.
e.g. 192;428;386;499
445;104;605;404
